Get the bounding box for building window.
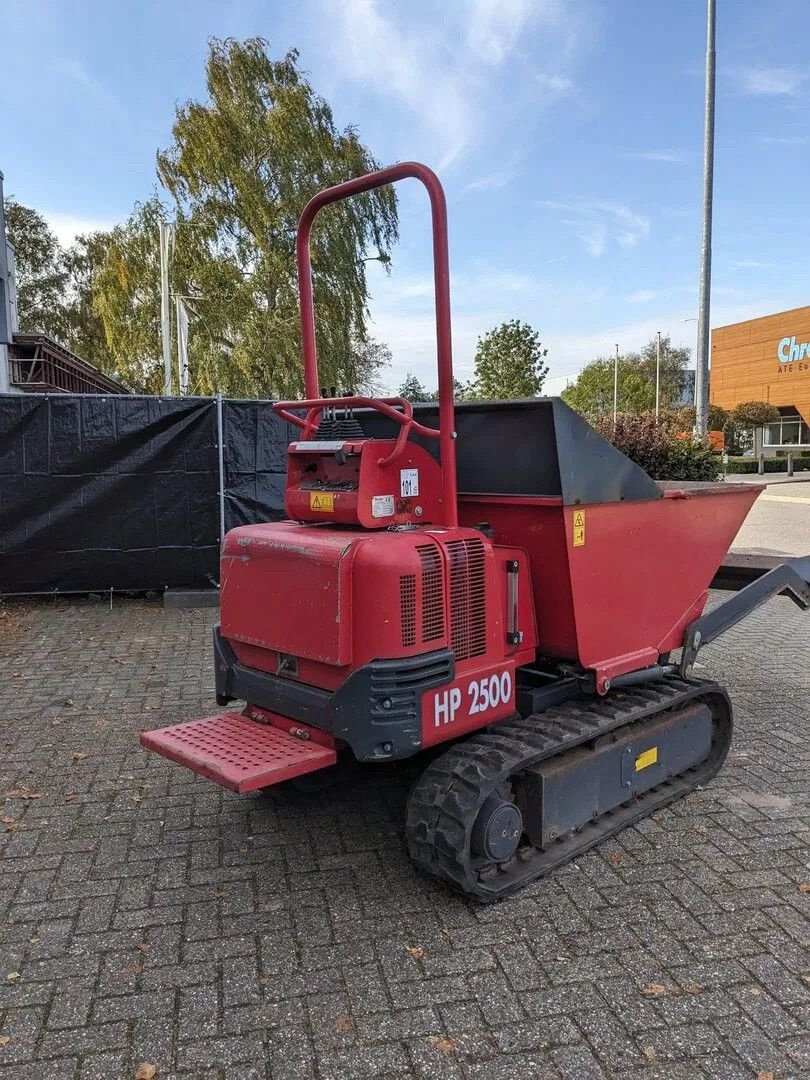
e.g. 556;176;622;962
761;415;810;448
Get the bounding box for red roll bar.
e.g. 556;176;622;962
295;161;458;527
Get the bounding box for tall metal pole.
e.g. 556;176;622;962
695;0;716;438
613;344;619;424
175;296;189;396
159;221;174;396
655;330;662;419
0;170;12;394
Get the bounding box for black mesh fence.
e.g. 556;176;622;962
0;394;291;594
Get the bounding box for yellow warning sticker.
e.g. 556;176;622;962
309;491;334;512
572;509;586;547
635;746;658;772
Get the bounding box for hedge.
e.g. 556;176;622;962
725;455;810;474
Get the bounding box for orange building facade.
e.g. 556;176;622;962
711;305;810;449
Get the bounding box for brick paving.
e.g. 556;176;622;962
0;595;808;1080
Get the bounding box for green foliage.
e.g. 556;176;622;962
62;232;117;373
672;403;730;431
725;455;810;474
562;357;654;419
91;37;397;394
730;400;780;428
635;335;689;410
4;197;71;341
563;336;691;420
470;319;548;400
592;413;722;481
398;373;431;402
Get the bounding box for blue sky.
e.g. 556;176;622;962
3;0;810;392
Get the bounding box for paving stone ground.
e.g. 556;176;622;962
0;594;808;1080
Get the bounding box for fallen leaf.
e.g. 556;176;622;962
64;699;74;707
334;1016;352;1032
683;983;703;996
406;946;425;960
136;943;150;955
135;1065;158;1080
11;672;21;678
122;963;143;976
0;1036;10;1048
2;817;18;832
426;1035;457;1054
799;883;810;894
214;888;229;899
757;1073;775;1080
64;794;76;803
608;851;623;866
5;972;20;982
641;983;668;996
642;1046;656;1062
5;790;43;800
71;751;87;763
749;986;763;996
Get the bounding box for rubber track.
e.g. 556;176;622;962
406;675;732;901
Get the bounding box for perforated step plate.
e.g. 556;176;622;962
140;712;337;793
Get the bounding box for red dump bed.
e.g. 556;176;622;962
459;481;761;691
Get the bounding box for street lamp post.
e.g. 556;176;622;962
655;330;662;419
695;0;716;438
159;221;175;396
613;344;619;425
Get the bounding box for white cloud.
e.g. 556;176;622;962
53;58;123;113
620;149;683;162
729;258;775;271
627;289;657;304
535;73;574;94
738;67;806;96
320;0;582;168
43;211;115;248
760;134;807;146
575;223;607;258
541;199;650;256
465;167;519;191
467;0;534;65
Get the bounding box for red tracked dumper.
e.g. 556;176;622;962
142;163;810;900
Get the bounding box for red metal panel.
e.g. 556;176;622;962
460;484;760;690
421;659;516;747
140;712;337;793
220;522;356;666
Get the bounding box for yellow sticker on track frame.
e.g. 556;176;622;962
635;747;658;772
572;509;586;547
309;491;334;512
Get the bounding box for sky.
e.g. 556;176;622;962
3;0;810;394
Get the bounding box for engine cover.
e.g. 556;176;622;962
220;521;525;684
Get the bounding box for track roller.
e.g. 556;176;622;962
406;676;732;901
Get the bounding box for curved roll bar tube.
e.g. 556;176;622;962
295;161;458;527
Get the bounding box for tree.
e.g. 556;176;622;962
91;38;398;395
730;401;780;428
346;335;391;394
3;197;71;341
398;373;431;402
673;403;730;431
470;319;548;400
563;335;692;420
62;231;118;375
635;335;689;411
562;356;654;419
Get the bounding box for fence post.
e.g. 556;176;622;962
216;393;226;543
787;453;794;477
757;453;764;476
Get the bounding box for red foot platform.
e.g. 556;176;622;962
140;711;337;793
